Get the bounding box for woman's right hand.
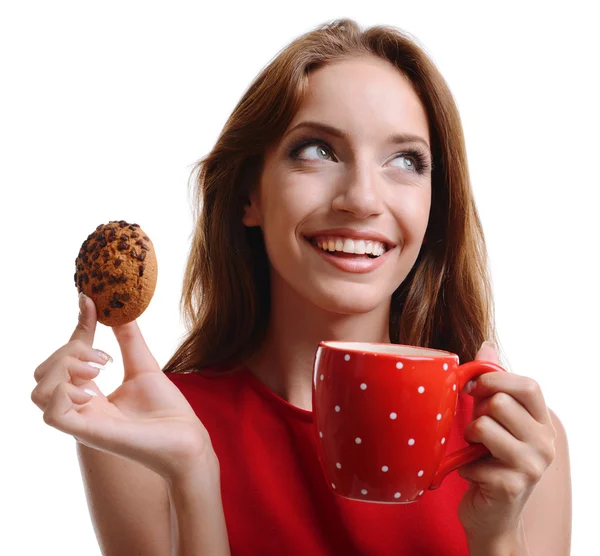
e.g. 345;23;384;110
31;293;216;481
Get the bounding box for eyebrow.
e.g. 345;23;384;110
284;120;430;150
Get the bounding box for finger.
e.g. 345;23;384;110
43;382;95;437
112;320;160;379
457;458;535;503
472;391;543;442
69;292;98;346
474;341;500;364
468;372;551;425
34;341;112;383
464;415;546;480
32;357;102;410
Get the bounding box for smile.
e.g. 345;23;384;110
303;236;396;274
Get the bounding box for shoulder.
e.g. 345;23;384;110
164;367;249;416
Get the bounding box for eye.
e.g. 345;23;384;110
389;155;418;171
291;142;334;161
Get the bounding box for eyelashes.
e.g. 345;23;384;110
285;134;432;175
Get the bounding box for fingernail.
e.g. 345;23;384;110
481;340;496;351
94;349;113;364
82;388;98;397
79;292;87;314
464;379;476;394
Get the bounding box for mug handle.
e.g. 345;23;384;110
429;360;506;490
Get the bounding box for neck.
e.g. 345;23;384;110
243;275;391;411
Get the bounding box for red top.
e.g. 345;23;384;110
167;366;473;555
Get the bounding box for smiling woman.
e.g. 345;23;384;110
31;16;571;556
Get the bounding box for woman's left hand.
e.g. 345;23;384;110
457;342;557;543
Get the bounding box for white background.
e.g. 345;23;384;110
2;1;597;554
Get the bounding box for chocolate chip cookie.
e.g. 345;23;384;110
74;220;158;326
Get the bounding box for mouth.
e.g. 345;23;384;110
303;236;389;259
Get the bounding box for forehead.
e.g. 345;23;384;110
287;56;430;146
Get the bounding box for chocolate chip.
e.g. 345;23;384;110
138;251;146;261
114;259;122;267
104;308;111;317
143;236;149;241
119;275;127;283
139;265;145;277
109;299;124;309
120;234;129;241
135;240;143;246
96;225;103;231
83;273;89;284
121;293;131;301
92;251;100;261
119;221;127;228
141;244;150;251
131;233;139;239
97;282;105;292
102;271;109;279
92;285;98;294
117;242;128;250
130;249;137;259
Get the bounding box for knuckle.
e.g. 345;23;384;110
523;378;541;398
497;474;528;502
489;392;511;413
30;388;42;408
521;455;546;483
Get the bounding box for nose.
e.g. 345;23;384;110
331;164;385;218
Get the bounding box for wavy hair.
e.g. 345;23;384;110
163;18;501;374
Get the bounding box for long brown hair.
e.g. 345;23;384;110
163;18;502;375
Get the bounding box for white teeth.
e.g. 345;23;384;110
342;238;355;253
313;236;387;256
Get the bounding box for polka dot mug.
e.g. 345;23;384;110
312;341;505;503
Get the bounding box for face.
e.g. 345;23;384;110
243;56;433;316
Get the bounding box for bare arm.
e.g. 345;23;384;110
77;443;171;556
521;409;572;554
166;454;231;556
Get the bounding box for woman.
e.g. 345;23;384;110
31;19;571;555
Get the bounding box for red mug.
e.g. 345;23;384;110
312;341;505;503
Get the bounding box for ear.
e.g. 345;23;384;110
242;190;261;227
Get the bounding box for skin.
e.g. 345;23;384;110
243;56;572;554
32;55;571;555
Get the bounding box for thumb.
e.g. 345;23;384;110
464;341;500;395
111;320;160;380
474;340;499;364
70;292;98;345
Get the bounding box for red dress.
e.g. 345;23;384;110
167;366;473;555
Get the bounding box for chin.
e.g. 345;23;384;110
305;283;390;316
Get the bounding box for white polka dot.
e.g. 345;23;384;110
319;431;323;438
344;354;351;361
443;363;448;371
452;384;456;391
390;412;397;420
335;405;340;412
382;465;389;472
436;413;442;421
419;490;424;496
361;489;368;495
394;492;401;499
418;386;425;394
408;438;415;446
441;437;446;444
355;437;362;444
332;483;336;489
320;374;324;381
360;383;367;390
396;361;404;369
336;463;341;469
418;470;424;477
